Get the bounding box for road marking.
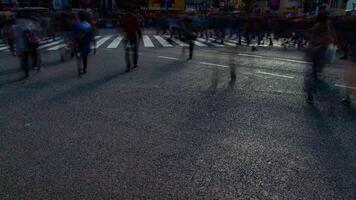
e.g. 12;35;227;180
154;35;173;47
38;40;63;49
143;35;154;47
158;56;179;60
274;57;311;64
95;36;112;48
199;62;229;68
256;70;294;79
197;38;224;47
107;36;123;48
238;53;263;58
208;38;225;47
47;43;66;51
194;40;207;47
169;37;189;47
40;38;54;44
224;41;237;46
0;43;7;47
335;84;356;90
0;46;9;51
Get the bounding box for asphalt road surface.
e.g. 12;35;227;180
1;38;356;199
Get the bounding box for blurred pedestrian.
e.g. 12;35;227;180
59;10;76;61
304;12;336;104
341;58;356;105
183;17;196;60
1;17;15;55
13;12;42;79
73;11;96;76
122;11;142;72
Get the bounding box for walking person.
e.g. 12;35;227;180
122;11;142;72
304;12;336;104
341;58;356;105
72;11;96;76
1;17;15;55
13;12;42;79
183;17;196;60
13;23;31;79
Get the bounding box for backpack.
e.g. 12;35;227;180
25;31;40;47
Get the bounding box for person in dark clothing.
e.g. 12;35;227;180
73;11;96;75
304;12;336;104
122;12;142;72
183;17;196;60
1;18;15;55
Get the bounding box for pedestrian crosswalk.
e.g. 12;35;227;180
0;34;286;53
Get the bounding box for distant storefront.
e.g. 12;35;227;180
148;0;185;11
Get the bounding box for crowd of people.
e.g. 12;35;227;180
1;9;356;104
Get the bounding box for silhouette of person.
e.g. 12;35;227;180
122;11;142;72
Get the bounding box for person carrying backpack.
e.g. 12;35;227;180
72;11;96;76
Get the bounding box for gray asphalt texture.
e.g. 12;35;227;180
1;37;356;199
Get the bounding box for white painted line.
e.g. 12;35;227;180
47;43;66;51
170;37;188;47
38;40;63;49
107;36;123;48
154;35;173;47
197;38;224;47
238;53;263;58
256;70;294;79
335;84;356;90
0;43;7;47
208;38;225;47
199;62;229;68
95;35;112;48
158;56;179;60
194;40;207;47
274;57;311;64
224;41;236;46
40;38;54;44
95;36;102;39
229;39;239;44
143;35;154;47
0;46;9;51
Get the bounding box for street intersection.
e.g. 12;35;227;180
1;31;356;199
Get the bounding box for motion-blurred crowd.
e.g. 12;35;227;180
1;9;356;104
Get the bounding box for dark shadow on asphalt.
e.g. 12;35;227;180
0;77;25;88
149;59;187;80
23;73;78;90
0;68;22;77
45;71;126;103
303;105;356;199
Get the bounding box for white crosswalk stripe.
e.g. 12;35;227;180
154;35;173;47
207;38;225;47
40;38;54;45
0;46;9;51
143;35;154;47
169;37;189;47
0;35;293;52
96;35;112;48
193;40;207;47
107;36;123;49
47;43;66;51
39;40;63;49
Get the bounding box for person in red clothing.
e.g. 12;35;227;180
122;11;142;72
